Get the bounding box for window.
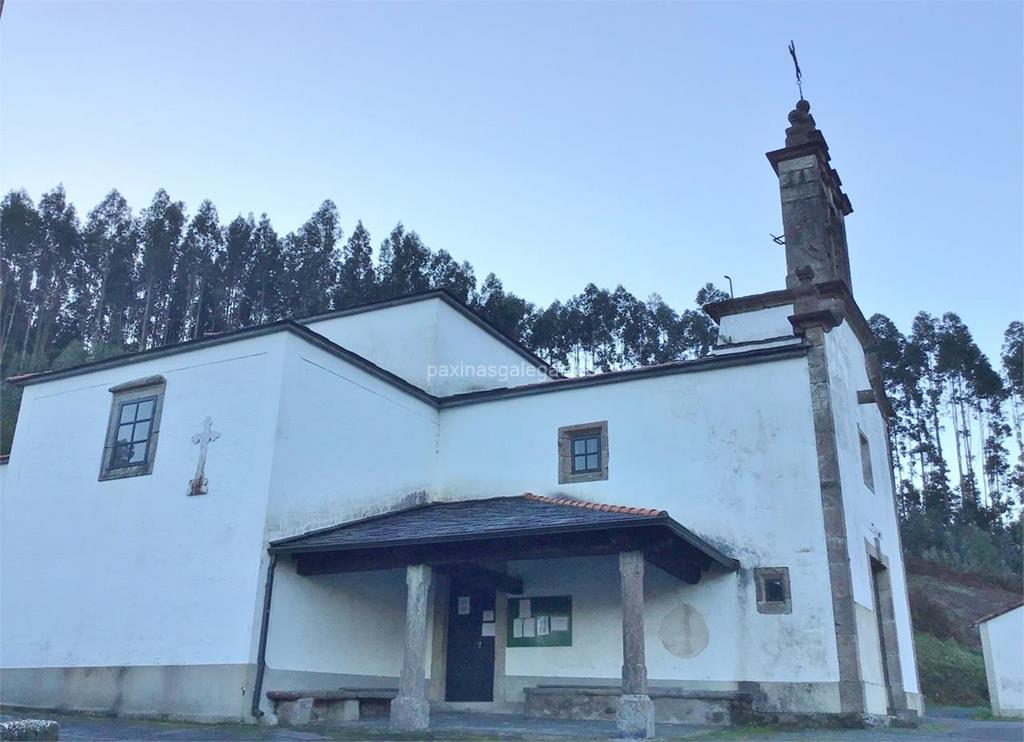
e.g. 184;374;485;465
110;397;157;469
558;421;608;484
859;429;875;492
571;434;601;474
763;577;787;603
99;376;166;481
754;567;792;614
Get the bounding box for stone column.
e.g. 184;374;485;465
390;564;432;731
617;550;655;738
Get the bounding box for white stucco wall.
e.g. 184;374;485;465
0;334;288;672
436;355;842;693
716;305;795;345
980;606;1024;716
303;296;548;396
824;321;921;708
255;334;440;698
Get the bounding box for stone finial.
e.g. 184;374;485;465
785;98;819;147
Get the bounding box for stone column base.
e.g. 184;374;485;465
390;695;430;731
616;694;655;738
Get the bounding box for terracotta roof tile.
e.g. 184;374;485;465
523;492;664;518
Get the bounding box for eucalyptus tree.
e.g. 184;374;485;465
334;220;376;308
427;249;475;304
80;191;138;347
0;190;40;360
245;215;286;325
283;200;341;317
31;186;80;362
137;190;186;349
376;223;431;300
221;214;256;328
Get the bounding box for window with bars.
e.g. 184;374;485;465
99;376;166;480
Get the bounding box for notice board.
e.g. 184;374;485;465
507;595;572;647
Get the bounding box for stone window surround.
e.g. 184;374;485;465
754;566;792;615
859;427;875;492
98;375;166;481
558;421;608;484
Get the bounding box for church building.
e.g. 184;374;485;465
0;99;921;737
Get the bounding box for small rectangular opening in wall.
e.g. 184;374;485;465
754;567;792;615
859;429;875;492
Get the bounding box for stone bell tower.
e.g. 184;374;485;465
766;99;854;292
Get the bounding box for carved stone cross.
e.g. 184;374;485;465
187;417;220;496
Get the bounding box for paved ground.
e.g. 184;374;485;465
2;707;1022;741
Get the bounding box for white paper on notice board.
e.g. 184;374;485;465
482;622;496;637
512;618;525;638
536;616;550;636
551;616;570;632
519;599;532;618
522;617;537;638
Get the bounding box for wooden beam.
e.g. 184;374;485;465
294;527;670;577
435;564;523;594
645;549;703;585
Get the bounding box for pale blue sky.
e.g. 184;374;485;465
1;1;1020;360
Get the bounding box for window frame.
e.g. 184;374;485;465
558;421;608;484
754;566;792;615
98;376;166;481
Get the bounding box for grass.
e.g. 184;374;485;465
913;632;989;707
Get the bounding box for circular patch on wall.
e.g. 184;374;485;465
657;603;709;658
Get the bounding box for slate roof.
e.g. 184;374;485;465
269;494;738;569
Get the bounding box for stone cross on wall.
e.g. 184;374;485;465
187;417;220;496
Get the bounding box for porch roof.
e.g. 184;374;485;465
269;494;738;581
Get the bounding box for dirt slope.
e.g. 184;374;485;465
905;556;1022;650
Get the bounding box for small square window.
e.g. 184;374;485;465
558;421;608;484
99;376;166;481
754;567;792;615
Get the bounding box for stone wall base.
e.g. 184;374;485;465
0;664;256;723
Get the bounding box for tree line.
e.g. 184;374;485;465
869;313;1022;575
0;187;727;441
2;186;1020;576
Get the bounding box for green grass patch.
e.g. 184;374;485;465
914;631;989;707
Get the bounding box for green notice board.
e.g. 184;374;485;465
507;595;572;647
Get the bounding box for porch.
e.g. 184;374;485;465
260;494;739;739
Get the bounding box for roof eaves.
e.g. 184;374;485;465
269;514;668;556
5;320;440;409
5;320;293;387
438;342;811;408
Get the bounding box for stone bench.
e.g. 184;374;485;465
267;688;398;725
523;685;754;726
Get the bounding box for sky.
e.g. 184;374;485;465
1;1;1021;362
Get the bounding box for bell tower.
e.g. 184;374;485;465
766;99;854;292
